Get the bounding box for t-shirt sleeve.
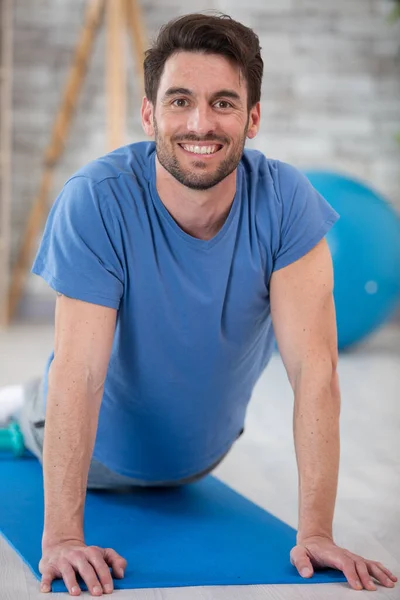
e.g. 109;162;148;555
31;175;124;309
272;162;339;272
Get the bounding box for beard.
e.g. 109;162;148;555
153;116;249;191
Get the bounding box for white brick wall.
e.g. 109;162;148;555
9;0;400;316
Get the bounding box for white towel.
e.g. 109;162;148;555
0;385;25;424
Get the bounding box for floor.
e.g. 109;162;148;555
0;321;399;599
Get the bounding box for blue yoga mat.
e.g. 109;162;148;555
0;453;346;592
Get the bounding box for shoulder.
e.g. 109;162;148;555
58;141;155;215
71;141;155;187
241;148;309;202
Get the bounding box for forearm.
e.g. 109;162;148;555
42;361;102;548
293;365;341;543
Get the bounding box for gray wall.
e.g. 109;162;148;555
10;0;400;317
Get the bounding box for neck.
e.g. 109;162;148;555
155;157;237;240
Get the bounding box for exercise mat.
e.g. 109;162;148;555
0;454;346;592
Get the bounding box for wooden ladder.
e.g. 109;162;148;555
5;0;147;323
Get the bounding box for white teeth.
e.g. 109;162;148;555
181;144;219;155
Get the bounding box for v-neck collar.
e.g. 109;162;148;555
148;150;242;251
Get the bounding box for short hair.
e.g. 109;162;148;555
144;12;264;111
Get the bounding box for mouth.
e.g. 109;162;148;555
177;143;224;158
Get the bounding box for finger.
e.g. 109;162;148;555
290;547;314;578
341;559;364;591
58;560;82;596
355;560;376;591
103;548;127;579
87;550;114;594
368;563;396;588
69;552;103;597
40;566;58;594
374;562;398;582
40;576;52;593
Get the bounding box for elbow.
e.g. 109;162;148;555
330;365;341;404
322;354;341;406
49;356;105;396
291;352;341;410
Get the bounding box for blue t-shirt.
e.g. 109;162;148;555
32;141;338;481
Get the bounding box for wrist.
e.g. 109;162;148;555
42;527;85;550
297;529;333;544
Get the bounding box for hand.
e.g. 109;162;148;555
39;539;127;596
290;535;398;591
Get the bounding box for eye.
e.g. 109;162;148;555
172;98;189;107
215;100;233;109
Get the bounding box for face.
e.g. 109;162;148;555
142;52;260;191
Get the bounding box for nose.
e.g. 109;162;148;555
186;104;217;136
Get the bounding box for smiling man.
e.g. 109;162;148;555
2;12;397;597
146;49;258;243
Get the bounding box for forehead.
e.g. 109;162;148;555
157;51;245;96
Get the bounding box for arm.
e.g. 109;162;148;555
39;294;127;596
269;239;397;591
270;238;340;542
42;294;117;546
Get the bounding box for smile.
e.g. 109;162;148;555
178;143;223;156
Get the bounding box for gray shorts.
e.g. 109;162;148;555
15;378;234;490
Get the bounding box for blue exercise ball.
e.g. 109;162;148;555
304;170;400;350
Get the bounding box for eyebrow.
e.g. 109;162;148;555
162;87;192;99
162;87;242;103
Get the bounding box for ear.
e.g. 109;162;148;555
246;102;261;140
141;97;155;137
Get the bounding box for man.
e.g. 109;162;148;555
2;12;397;596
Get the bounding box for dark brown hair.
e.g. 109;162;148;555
144;12;264;110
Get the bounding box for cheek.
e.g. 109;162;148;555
157;115;183;138
226;114;248;132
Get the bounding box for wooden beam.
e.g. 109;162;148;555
125;0;147;98
106;0;127;151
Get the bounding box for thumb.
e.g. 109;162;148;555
103;547;127;579
290;545;314;578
